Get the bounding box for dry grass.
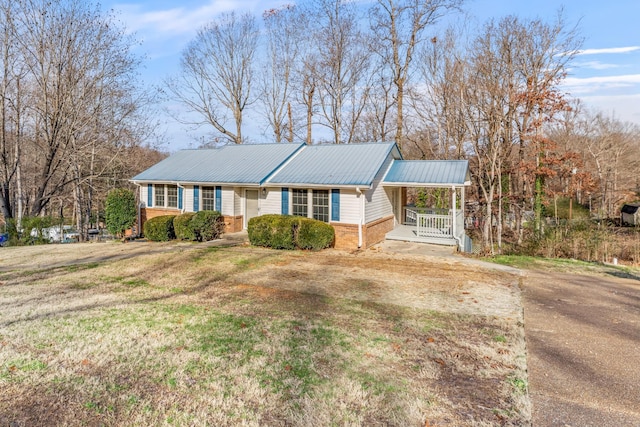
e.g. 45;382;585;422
0;241;529;426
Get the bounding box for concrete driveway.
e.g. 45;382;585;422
522;270;640;426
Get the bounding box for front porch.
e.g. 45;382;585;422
386;207;463;248
382;159;472;252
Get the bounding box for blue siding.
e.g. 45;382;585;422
178;187;183;210
331;189;340;221
215;186;222;212
281;188;289;215
193;186;199;212
147;184;153;207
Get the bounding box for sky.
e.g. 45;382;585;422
100;0;640;149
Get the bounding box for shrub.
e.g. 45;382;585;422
248;214;296;249
105;188;137;238
174;212;197;240
248;214;334;250
191;210;223;242
144;215;176;241
296;218;335;250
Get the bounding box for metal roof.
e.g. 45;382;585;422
267;143;399;187
383;160;470;187
131;143;304;184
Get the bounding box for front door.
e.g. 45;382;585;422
245;189;259;228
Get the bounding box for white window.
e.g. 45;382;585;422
154;184;164;207
312;190;329;222
292;189;308;217
291;189;330;223
202;186;215;211
167;185;178;208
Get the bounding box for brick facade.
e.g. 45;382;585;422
222;215;244;233
331;215;395;250
330;222;360;250
362;215;395;248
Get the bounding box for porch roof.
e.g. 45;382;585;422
382;160;470;187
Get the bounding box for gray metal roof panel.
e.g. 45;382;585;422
131;143;304;184
383;160;470;186
267;143;398;186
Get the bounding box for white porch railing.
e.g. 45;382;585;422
405;207;464;240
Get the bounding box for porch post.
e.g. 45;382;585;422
461;185;465;231
451;186;456;238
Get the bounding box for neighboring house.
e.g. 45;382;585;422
621;203;640;226
130;142;471;250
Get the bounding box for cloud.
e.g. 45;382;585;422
563;74;640;95
576;46;640;56
573;61;620;71
579;93;640;124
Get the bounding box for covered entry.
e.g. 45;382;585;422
382;160;471;251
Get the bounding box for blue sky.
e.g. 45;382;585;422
101;0;640;147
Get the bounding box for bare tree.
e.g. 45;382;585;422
0;0;155;236
168;12;258;144
370;0;463;152
260;5;303;143
312;0;371;144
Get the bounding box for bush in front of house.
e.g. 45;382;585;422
248;214;296;249
144;215;176;241
105;188;137;239
296;217;335;250
248;214;334;250
173;212;197;240
190;210;224;242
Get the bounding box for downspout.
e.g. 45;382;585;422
356;187;364;248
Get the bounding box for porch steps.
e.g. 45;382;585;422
385;225;458;246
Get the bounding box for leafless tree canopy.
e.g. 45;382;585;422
0;0;159;237
167;12;258;145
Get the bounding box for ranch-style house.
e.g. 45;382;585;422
131;142;471;251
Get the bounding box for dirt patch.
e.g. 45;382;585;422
233;249;523;319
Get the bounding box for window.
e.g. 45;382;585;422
313;190;329;222
167;185;178;208
292;189;308;217
154;184;164;207
202;186;215;211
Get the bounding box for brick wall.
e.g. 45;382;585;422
330;222;359;250
363;215;395;248
222;215;243;233
331;215;395;250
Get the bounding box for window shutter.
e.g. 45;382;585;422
215;186;222;212
178;187;183;210
331;189;340;221
281;188;289;215
147;184;153;207
193;186;199;212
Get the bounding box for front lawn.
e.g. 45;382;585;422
0;243;529;426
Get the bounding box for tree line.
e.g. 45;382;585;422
1;0;638;252
169;0;640;252
0;0;161;239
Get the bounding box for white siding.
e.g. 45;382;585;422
139;185;149;207
221;187;235;216
365;155;394;223
261;187;282;215
234;187;242;214
338;189;361;224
